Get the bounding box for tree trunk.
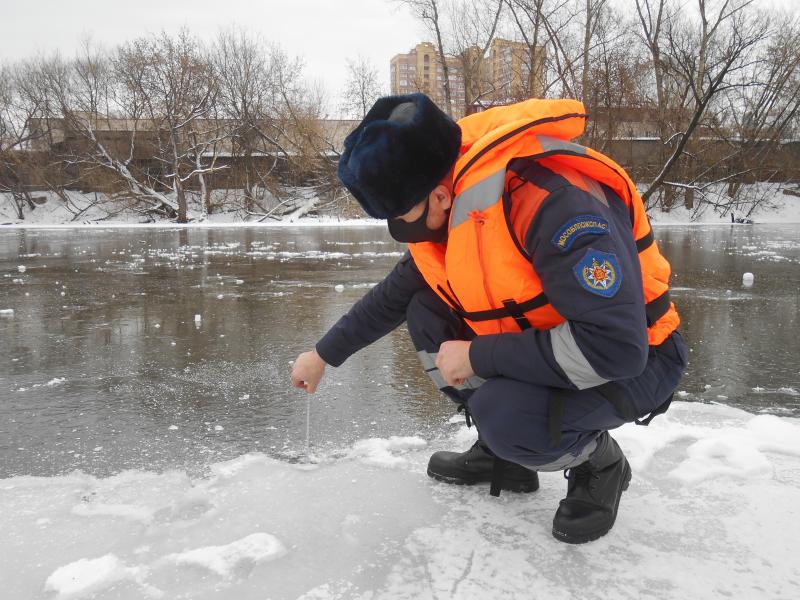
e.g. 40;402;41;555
175;177;187;223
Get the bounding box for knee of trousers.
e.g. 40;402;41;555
468;378;601;471
406;288;468;353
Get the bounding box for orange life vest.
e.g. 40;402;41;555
408;98;680;347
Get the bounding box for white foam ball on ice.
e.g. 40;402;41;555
334;284;345;292
742;272;754;286
17;265;25;273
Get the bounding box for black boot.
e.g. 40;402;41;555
552;432;632;544
427;440;540;494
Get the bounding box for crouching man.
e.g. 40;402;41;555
291;94;687;543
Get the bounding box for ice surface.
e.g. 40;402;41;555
2;402;800;600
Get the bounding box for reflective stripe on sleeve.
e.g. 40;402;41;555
550;321;609;390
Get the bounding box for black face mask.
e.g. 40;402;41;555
387;201;450;244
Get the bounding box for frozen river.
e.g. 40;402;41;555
1;224;799;477
1;224;799;600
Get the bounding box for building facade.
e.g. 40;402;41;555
390;39;545;117
389;42;466;117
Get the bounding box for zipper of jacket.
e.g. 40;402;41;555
472;211;504;333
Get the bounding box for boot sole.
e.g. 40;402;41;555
551;460;632;544
426;468;540;493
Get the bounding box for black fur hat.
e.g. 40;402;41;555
337;93;462;219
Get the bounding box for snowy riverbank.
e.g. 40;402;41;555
2;401;799;600
2;187;800;227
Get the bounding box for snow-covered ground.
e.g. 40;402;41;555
0;190;383;228
2;401;799;600
2;186;799;227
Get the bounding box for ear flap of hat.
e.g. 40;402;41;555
337;93;461;219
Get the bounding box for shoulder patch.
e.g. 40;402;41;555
551;215;610;252
573;248;622;298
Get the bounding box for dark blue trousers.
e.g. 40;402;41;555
406;288;687;471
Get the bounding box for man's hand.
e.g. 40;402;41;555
436;340;475;387
291;350;327;393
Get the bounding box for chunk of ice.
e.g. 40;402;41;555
44;554;142;598
164;533;285;578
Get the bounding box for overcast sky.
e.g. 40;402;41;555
0;0;421;99
1;0;795;106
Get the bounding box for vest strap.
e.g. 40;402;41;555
636;229;655;252
636;393;674;426
596;382;639;421
645;290;671;327
548;383;674;446
547;388;567;446
448;292;549;323
502;299;533;330
489;457;508;497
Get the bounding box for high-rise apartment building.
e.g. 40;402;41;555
390;39;545;117
390;42;466;118
489;38;544;101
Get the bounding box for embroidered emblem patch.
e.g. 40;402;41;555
573;248;622;298
551;215;610;252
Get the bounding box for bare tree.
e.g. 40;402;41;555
504;0;555;97
449;0;503;113
0;63;39;218
341;55;382;119
641;0;770;205
131;30;218;222
213;28;284;211
397;0;455;115
635;0;672;141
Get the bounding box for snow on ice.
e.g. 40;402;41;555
44;554;146;599
1;402;799;599
164;533;286;579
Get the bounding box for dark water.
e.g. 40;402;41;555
1;224;798;477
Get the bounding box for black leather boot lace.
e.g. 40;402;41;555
564;463;599;490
